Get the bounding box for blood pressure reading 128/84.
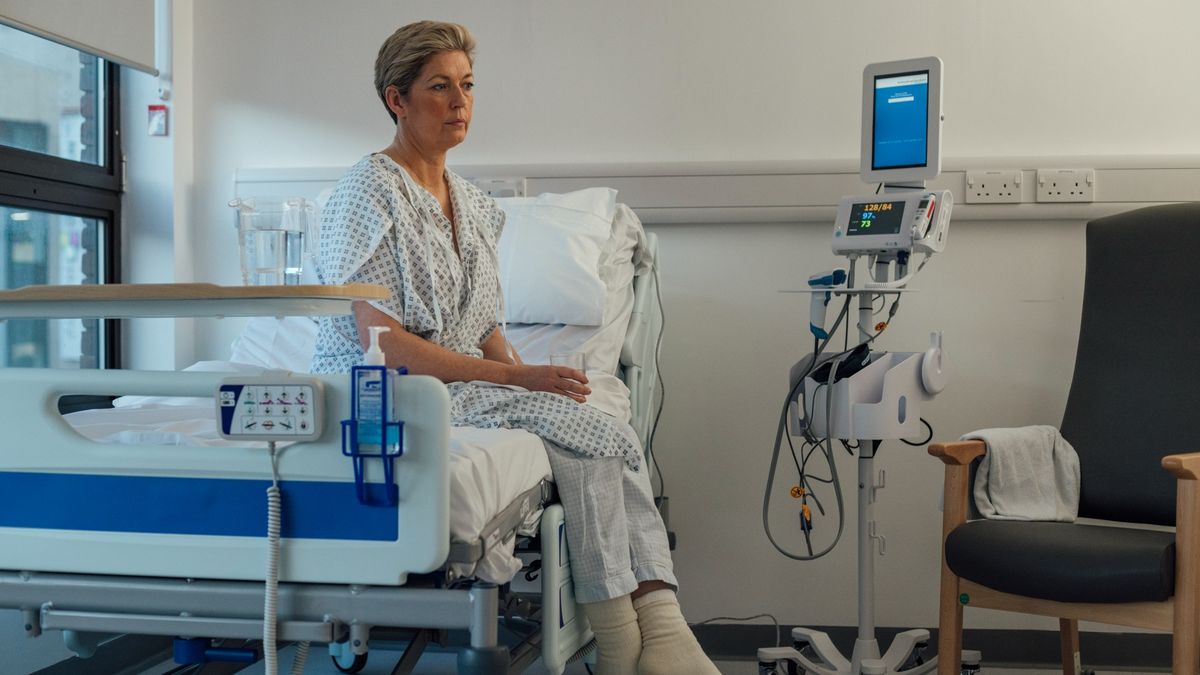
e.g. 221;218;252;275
847;201;905;236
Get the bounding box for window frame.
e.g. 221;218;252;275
0;59;123;368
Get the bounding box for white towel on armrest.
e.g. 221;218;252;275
964;425;1080;522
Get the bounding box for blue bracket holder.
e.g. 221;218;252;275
340;366;407;506
173;637;257;664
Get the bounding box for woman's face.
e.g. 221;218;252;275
390;50;474;153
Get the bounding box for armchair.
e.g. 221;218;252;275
930;202;1200;675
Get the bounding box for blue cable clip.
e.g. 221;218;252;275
340;365;408;506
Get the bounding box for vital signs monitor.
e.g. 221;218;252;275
831;190;951;256
859;56;943;185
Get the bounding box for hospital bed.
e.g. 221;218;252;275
0;196;662;675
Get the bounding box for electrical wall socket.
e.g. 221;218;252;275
472;177;527;198
1036;169;1095;203
965;170;1022;204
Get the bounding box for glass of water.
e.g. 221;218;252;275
241;228;304;286
549;352;587;372
244;229;284;286
283;230;304;285
231;197;313;286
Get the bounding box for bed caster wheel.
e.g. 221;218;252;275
457;645;509;674
329;644;367;673
331;653;367;673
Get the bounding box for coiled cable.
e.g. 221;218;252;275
263;442;310;675
290;640;310;674
264;442;281;675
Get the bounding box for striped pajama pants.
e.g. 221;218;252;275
543;440;677;603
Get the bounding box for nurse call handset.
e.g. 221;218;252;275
217;375;324;441
215;373;325;670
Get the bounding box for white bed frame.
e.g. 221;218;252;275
0;235;660;675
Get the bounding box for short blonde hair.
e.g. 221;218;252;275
375;21;476;123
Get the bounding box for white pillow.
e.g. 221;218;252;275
496;188;616;326
506;203;648;376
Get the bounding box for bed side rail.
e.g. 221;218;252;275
620;232;661;451
0;368;450;586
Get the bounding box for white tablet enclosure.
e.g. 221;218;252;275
859;56;943;186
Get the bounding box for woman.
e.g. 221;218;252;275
312;21;718;675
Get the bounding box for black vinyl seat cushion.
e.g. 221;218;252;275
946;520;1176;604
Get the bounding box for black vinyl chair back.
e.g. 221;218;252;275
1060;202;1200;526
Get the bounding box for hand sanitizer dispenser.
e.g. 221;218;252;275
353;326;390;447
342;326;407;506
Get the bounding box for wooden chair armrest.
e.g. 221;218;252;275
929;439;987;466
1166;451;1200;657
1163;452;1200;480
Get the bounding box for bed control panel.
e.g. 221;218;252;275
216;375;324;442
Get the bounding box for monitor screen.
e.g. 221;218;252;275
860;57;941;185
872;71;929;171
846;200;905;236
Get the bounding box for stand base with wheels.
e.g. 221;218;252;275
757;635;981;674
757;445;981;675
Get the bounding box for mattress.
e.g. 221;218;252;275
64;403;552;584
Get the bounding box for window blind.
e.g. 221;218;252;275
0;0;156;74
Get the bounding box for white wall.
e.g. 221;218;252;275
174;0;1200;637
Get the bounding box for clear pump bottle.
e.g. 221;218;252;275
353;326;391;446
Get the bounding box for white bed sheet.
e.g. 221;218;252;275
64;404;552;584
445;426;551;581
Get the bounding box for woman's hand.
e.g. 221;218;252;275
509;364;591;403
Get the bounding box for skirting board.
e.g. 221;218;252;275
693;624;1171;669
235;155;1200;225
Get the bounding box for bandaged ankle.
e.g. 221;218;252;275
632;590;720;675
580;595;641;675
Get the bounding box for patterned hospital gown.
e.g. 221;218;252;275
311;154;641;470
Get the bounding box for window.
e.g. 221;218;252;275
0;23;121;368
0;25;108;165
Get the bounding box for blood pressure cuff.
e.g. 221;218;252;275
809;343;872;384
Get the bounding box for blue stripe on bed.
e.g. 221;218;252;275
0;472;398;541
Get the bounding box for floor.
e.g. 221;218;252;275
181;643;1163;675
